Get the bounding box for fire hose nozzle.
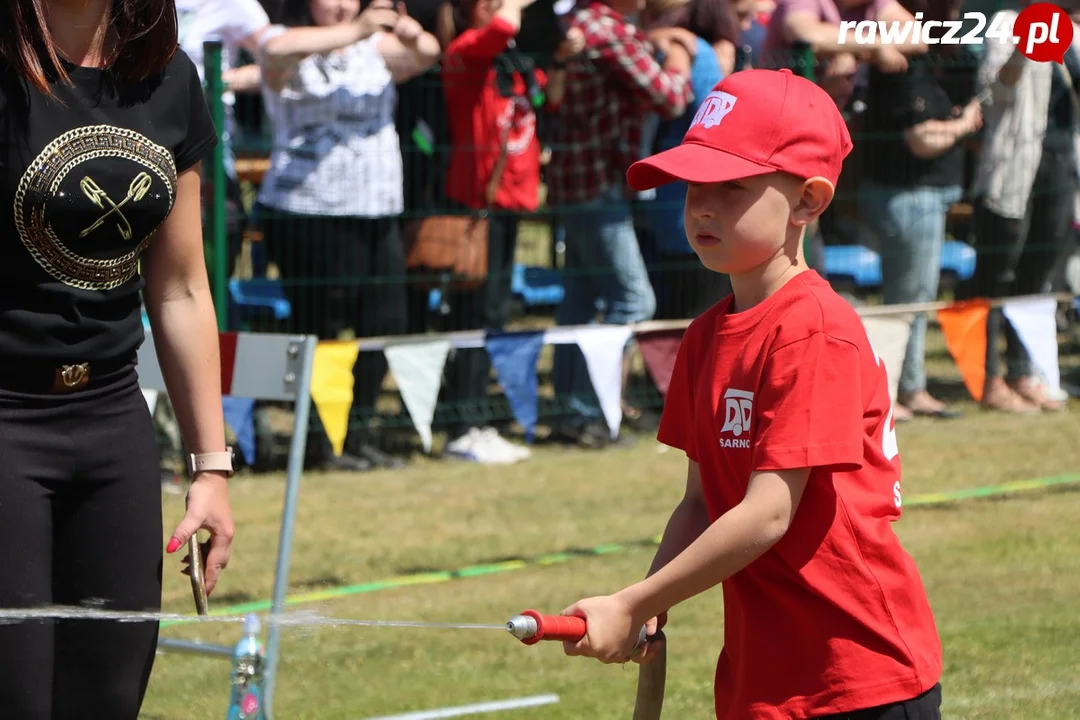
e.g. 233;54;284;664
507;609;649;652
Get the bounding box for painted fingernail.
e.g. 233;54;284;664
166;538;181;553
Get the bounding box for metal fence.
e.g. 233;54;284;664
186;38;1079;472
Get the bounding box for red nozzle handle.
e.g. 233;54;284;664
520;609;586;645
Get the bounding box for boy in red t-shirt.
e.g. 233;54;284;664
559;69;943;719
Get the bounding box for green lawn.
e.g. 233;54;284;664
141;395;1080;719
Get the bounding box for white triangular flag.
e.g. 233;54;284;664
1003;298;1060;392
384;340;451;453
861;314;913;403
572;325;633;439
142;388;159;415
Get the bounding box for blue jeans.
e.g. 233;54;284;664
859;182;962;395
552;188;657;421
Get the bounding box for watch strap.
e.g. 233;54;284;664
188;448;234;477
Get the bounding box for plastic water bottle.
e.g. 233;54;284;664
226;613;266;720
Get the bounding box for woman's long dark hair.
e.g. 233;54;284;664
0;0;178;97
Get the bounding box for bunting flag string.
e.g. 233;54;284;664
140;293;1075;463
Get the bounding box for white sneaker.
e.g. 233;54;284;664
477;427;531;462
445;427;528;465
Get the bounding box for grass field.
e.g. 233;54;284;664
140;365;1080;720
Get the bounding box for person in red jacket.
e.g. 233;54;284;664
558;69;943;719
436;0;581;464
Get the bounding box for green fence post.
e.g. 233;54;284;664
203;41;228;330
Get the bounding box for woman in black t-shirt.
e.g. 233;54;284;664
0;1;234;716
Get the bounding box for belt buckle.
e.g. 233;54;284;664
55;362;90;392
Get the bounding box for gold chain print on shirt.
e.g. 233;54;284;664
14;125;178;291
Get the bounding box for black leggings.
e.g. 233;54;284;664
0;364;162;719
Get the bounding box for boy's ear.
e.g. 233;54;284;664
790;177;835;227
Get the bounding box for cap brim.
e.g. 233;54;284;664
626;143;775;191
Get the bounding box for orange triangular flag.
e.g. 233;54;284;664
936;299;990;402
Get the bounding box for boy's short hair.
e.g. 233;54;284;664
626;69;854;191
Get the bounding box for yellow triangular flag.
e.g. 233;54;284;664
310;341;360;456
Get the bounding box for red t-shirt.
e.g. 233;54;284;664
442;18;543;212
658;271;941;719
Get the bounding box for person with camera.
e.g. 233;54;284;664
546;0;695;449
434;0;583;463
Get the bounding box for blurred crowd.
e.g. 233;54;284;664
176;0;1079;473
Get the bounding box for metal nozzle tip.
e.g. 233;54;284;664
505;614;537;640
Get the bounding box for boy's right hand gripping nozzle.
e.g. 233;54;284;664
507;609;650;652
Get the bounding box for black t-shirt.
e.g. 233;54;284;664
863;50;976;188
0;49;218;363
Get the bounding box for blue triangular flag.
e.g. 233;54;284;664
222;397;256;466
485;331;545;442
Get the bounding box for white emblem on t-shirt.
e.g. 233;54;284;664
690;91;738;130
719;388;753;449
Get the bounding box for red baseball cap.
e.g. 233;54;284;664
626;69;853;191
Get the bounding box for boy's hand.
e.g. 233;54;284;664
631;612;668;665
560;594;644;664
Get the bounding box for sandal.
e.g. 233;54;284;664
898;391;962;419
981;377;1041;414
1007;376;1068;412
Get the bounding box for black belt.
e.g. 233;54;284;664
0;356;136;394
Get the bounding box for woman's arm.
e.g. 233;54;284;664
224;64;262;93
545;27;585;110
259;1;401;91
904;99;982;159
141;165;234;594
378;15;442;84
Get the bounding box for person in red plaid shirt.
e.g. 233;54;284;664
547;0;695;447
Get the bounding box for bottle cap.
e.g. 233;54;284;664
244;613;260;635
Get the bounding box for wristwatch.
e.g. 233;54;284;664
187;447;235;478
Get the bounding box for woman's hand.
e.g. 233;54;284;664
647;27;698;60
167;473;235;596
958;98;983;134
560;593;645;664
356;0;401;37
394;14;424;44
872;45;908;73
554;27;585;62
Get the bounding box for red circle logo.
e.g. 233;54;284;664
1014;3;1074;62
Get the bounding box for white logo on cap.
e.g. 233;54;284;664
690;91;737;130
